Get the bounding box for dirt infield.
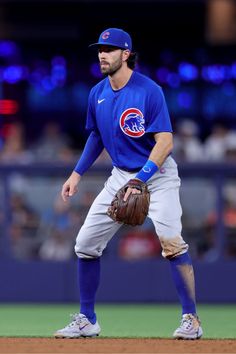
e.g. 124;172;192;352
0;338;235;353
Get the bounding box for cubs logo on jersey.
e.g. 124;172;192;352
119;108;145;138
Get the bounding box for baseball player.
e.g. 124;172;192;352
54;28;203;340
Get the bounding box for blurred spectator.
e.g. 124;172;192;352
203;123;230;161
9;192;40;259
31;121;75;162
58;146;77;163
38;195;77;261
173;119;203;162
94;149;112;167
79;190;97;209
39;229;74;261
0;205;4;253
119;227;161;261
202;185;236;259
0;123;34;164
224;132;236;161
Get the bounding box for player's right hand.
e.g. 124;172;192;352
61;171;81;202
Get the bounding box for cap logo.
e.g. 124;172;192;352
101;31;110;40
125;42;129;47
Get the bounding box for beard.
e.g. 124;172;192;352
100;55;123;76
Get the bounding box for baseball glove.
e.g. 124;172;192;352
107;179;150;226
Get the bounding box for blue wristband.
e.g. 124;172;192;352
135;160;159;183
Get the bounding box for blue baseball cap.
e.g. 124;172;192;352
89;28;132;51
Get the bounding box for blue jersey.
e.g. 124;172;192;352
86;71;172;171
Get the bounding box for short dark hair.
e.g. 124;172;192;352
127;52;138;69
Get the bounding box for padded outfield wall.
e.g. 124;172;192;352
0;163;236;303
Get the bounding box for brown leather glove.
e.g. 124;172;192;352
107;179;150;226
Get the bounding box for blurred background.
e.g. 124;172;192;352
0;0;236;303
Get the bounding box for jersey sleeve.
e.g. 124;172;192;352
74;130;104;175
145;87;173;133
85;89;97;131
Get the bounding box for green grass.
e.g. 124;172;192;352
0;304;235;338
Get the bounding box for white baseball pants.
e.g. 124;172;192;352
75;156;188;259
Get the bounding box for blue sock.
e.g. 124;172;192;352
169;252;196;315
78;257;100;324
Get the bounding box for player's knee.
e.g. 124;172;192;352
159;235;189;258
74;239;102;259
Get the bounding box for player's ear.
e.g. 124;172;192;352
122;49;131;62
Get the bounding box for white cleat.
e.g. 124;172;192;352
173;313;203;340
54;313;101;338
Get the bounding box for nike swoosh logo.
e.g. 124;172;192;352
79;323;89;330
98;98;105;104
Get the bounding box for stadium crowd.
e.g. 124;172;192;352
1;118;236;262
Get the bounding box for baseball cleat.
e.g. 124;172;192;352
54;313;101;338
173;313;203;340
